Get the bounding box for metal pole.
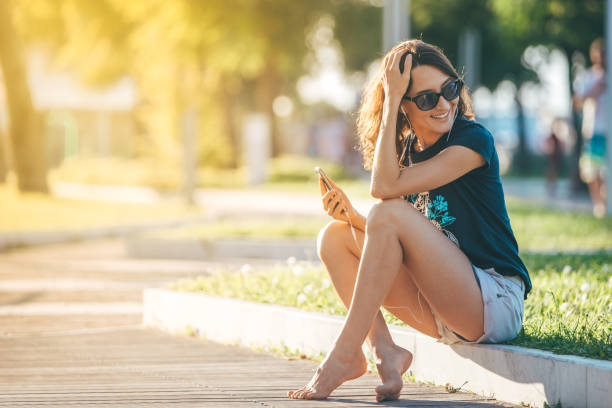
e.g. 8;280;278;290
606;0;612;215
383;0;410;53
181;107;197;205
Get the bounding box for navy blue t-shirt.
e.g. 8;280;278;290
402;116;532;298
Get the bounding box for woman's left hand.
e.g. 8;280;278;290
381;50;412;108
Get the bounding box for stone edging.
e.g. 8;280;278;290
143;288;612;408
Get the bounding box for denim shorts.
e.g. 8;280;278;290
433;265;525;345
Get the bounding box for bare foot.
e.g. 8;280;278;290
287;349;367;399
374;345;413;402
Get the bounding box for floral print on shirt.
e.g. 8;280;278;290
404;192;460;246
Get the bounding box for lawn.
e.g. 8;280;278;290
0;184;199;231
506;198;612;251
171;252;612;360
149;198;611;252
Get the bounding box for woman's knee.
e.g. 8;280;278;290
366;198;408;231
316;220;349;262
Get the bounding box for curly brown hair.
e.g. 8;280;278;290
356;39;475;170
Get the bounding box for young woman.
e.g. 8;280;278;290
288;40;532;402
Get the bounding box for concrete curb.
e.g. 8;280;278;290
143;288;612;408
126;236;317;261
0;215;214;252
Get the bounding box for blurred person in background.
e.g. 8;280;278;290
289;40;531;402
574;38;607;217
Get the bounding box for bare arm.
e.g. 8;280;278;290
371;145;486;199
369;54;486;199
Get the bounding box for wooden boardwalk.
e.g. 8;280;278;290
0;240;518;407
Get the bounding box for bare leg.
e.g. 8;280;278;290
288;218;440;401
290;199;484;400
314;221;421;401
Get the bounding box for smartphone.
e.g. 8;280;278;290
315;166;334;192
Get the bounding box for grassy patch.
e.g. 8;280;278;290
507;198;612;250
0;184;199;231
507;253;612;360
149;199;611;252
171;252;612;360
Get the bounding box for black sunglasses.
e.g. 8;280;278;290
402;78;463;111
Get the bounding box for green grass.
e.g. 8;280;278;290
0;184;199;231
507;253;612;360
171;252;612;360
507;198;612;251
148;198;611;252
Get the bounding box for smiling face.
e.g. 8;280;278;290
400;64;459;143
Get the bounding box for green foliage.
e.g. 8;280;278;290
332;1;382;72
15;0;133;85
492;0;603;56
172;253;612;360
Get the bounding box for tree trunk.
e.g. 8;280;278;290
0;128;7;183
255;58;281;158
512;94;530;175
565;51;588;196
0;0;48;192
220;78;239;168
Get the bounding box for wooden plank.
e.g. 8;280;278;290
0;240;519;407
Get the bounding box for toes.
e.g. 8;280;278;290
376;391;400;402
375;382;398;394
288;387;305;399
292;389;307;399
376;383;402;402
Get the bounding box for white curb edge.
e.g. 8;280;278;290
143;288;612;408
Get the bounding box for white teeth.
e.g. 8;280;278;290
431;111;449;119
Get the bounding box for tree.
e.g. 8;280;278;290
15;0;338;168
0;0;48;192
492;0;604;186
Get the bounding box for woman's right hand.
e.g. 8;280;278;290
319;176;359;224
382;50;412;107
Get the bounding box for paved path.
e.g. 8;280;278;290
0;240;518;407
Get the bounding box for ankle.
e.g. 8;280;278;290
329;344;364;364
370;343;398;360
